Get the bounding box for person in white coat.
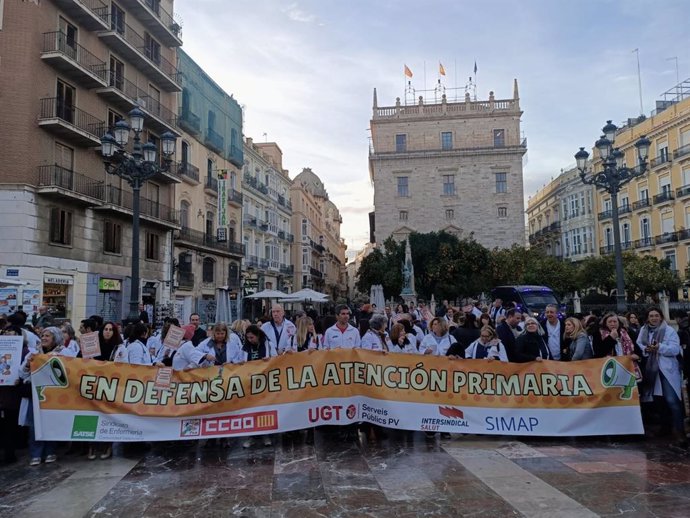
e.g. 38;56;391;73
197;322;244;365
126;323;153;365
60;323;80;356
419;318;456;356
361;314;391;352
464;326;509;362
323;304;361;349
171;325;215;371
261;304;297;354
637;306;685;447
241;325;275;448
389;323;418;354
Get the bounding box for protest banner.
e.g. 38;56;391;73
79;332;101;359
162;325;185;351
0;336;23;386
30;350;644;441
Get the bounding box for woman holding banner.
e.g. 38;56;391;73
295;316;320;351
126;323;153;365
419;317;456;356
514;318;551;362
171;325;215;371
389;323;417;354
197;322;244;365
60;324;80;356
19;326;70;466
464;326;508;362
241;325;274;448
361;315;391;352
637;307;685;448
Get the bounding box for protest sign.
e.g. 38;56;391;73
79;332;101;359
163;325;185;351
0;336;23;386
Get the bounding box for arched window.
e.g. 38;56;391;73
202;257;215;283
180;200;190;228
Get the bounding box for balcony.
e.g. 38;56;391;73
597;210;612;220
678;229;690;241
98;185;179;228
650;154;671;169
36;166;103;205
310;267;324;279
245;255;260;268
41;32;107;88
177;271;194;290
204;128;224;154
205;176;218;194
53;0;109;31
38;97;105;146
97;18;181;92
178;106;201;136
279;265;294;275
177;161;200;184
677;185;690;199
599;245;613;255
674;144;690;160
277;194;292;211
655;232;678;245
634;237;654;249
116;0;182;47
632;198;651;210
618;204;632;215
228;188;243;206
653;191;675;205
243;173;270;196
174;226;244;258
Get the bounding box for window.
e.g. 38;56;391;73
397;176;409;197
640;217;651;240
660;177;672;196
110;3;125;34
103;220;122;254
495;173;507;193
146;0;161;15
49;208;72;245
207;158;213;180
58;17;77;58
658;142;669;164
620;196;629;210
498;207;507;217
441;132;453;150
445;209;454;220
202;258;215;283
206;211;214;239
56;79;75;123
395;134;407;152
605;227;613;247
109;56;124;90
144;32;161;65
399;210;408;221
639;188;649;201
145;232;159;260
181;141;189;165
302;247;310;266
622;222;631;245
180;200;190;228
208;110;216;131
148;84;160;113
55;142;73;173
301;218;308;236
107;109;123;133
493;129;505;147
442;174;455;196
665;250;677;271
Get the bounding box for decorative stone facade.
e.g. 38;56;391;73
369;81;526;248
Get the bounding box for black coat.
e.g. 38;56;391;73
496;321;518;362
514;332;551;362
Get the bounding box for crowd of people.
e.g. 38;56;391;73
0;297;688;467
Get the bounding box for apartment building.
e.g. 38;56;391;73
369;81;526;248
0;0;182;323
241;138;294;307
171;49;244;324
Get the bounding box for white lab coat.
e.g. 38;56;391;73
197;334;244;365
389;338;418;354
172;340;207;371
638;323;682;400
127;339;152;365
465;339;509;362
323;324;361;349
65;339;80;357
360;329;391;351
261;319;297;354
419;333;456;356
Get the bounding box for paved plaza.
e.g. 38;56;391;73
1;431;690;517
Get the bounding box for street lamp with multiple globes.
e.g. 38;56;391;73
574;120;651;313
100;107;177;323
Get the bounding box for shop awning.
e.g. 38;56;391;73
0;278;30;286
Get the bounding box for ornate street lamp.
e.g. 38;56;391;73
100;107;177;323
575;120;650;312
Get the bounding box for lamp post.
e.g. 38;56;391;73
100;107;177;323
575;120;650;313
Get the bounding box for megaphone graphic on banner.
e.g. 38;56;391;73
601;358;636;400
32;357;69;401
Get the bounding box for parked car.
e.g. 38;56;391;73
491;285;560;317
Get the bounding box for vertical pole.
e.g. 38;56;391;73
634;48;644;115
129;178;142;323
610;186;626;313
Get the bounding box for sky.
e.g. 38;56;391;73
176;0;690;258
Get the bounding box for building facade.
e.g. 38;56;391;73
290;168;347;299
241;138;294;306
527;163;597;262
369;81;526;248
171;49;244;324
0;0;183;324
593;81;690;288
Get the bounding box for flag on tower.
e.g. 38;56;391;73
404;64;413;78
439;62;446;76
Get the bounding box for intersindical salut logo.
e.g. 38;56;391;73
71;415;99;440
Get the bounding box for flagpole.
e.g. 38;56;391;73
454;58;458;101
423;60;427;97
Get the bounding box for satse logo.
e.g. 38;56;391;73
71;415;98;440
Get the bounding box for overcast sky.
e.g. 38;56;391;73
176;0;690;256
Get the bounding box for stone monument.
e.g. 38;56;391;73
400;239;417;306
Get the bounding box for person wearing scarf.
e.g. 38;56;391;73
295;316;320;352
464;325;509;362
197;322;244;365
389;323;417;354
637;307;685;448
241;325;274;448
592;313;642;379
514;317;551;362
419;317;457;356
361;314;392;352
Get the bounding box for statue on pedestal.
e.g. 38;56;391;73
400;239;416;304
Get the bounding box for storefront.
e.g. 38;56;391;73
97;278;122;323
43;274;74;320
